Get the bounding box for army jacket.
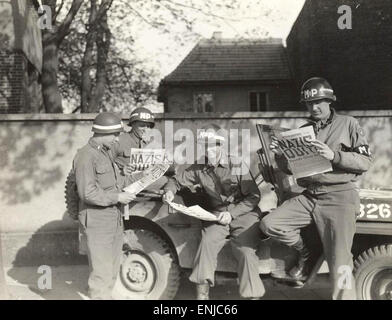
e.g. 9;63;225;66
73;138;132;214
164;156;261;219
276;109;373;194
111;130;147;172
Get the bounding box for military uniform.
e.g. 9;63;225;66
260;109;373;300
112;130;148;171
164;156;265;298
111;130;168;190
73;138;132;299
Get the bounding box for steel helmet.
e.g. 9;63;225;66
92;112;124;134
197;124;226;144
300;77;336;102
128;107;155;128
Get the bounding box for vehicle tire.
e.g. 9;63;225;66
65;170;79;220
354;244;392;300
113;229;181;300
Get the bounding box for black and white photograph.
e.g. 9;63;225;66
0;0;391;307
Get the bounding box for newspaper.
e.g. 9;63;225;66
129;148;170;166
168;201;218;222
123;163;170;194
276;126;332;179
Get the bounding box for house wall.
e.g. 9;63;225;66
0;0;42;113
286;0;392;110
0;111;390;267
166;83;296;112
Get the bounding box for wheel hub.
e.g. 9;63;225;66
127;262;147;283
365;267;392;300
120;251;156;293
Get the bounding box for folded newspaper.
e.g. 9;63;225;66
130;148;170;166
276;126;332;179
168;201;218;222
123;163;170;194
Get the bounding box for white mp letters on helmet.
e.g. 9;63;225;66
140;112;152;120
304;89;319;98
198;131;225;141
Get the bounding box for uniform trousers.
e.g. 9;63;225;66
80;209;124;299
260;189;359;300
189;211;265;298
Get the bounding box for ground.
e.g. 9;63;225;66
3;265;331;300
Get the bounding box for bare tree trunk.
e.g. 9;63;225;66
89;10;111;112
80;0;97;113
42;36;63;113
41;0;83;113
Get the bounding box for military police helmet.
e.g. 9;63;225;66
92;112;124;134
300;77;336;102
197;123;226;144
128;107;155;128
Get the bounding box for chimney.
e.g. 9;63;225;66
211;31;223;39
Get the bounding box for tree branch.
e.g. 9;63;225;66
53;0;64;23
56;0;83;44
162;0;240;22
118;0;160;28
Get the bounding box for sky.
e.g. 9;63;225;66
58;0;307;112
128;0;306;79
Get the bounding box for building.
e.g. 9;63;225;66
286;0;392;110
158;35;296;113
160;0;392;112
0;0;42;113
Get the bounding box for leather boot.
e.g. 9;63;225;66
288;239;311;281
196;283;210;300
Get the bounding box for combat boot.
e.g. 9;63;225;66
196;284;210;300
287;241;312;281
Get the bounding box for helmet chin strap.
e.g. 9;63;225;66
207;148;224;166
132;128;145;141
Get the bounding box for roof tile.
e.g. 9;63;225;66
163;38;292;82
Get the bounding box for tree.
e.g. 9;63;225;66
54;0;273;113
40;0;83;113
58;1;158;114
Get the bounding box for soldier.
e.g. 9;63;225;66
73;112;136;299
162;124;265;300
111;107;168;190
260;77;373;300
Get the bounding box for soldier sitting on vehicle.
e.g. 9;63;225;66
162;124;266;300
260;77;373;300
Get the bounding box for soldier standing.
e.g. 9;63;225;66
111;107;168;190
260;77;373;300
73;112;136;299
163;124;265;300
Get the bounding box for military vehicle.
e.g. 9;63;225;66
65;123;392;300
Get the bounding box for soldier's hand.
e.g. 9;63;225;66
162;190;175;204
123;164;137;175
269;136;283;156
124;163;150;175
217;211;232;226
118;192;136;204
311;140;335;161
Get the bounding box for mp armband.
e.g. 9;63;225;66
352;145;372;156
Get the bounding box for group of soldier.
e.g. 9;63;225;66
72;77;373;300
